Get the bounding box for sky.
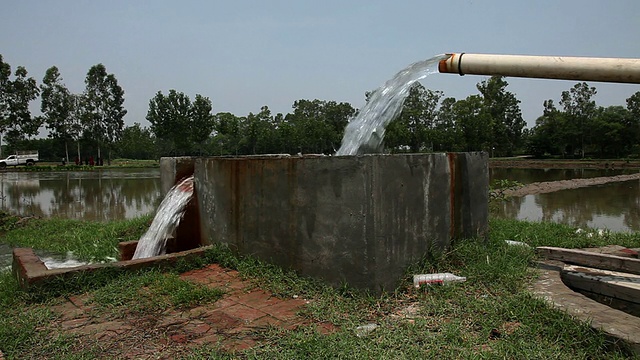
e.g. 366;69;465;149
2;1;639;131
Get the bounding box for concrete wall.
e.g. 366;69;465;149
187;153;488;292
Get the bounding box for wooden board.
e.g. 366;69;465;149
537;246;640;275
560;264;640;304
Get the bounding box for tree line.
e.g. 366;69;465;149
1;53;639;161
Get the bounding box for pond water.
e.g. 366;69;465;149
0;168;161;221
490;168;640;233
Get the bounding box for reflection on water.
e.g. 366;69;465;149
490;168;636;185
493;180;640;233
0;168;161;221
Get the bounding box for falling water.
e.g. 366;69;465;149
132;175;194;259
335;54;449;156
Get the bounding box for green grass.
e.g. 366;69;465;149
1;215;152;262
1;217;639;359
89;270;225;314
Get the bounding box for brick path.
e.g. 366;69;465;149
48;263;337;357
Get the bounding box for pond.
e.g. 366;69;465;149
0;168;161;222
490;168;640;233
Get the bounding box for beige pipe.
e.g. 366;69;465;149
438;53;640;84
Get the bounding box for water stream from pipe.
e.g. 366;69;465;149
132;175;194;259
336;54;449;156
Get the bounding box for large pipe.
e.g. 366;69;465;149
438;53;640;84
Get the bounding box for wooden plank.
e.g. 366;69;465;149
537;246;640;275
560;265;640;304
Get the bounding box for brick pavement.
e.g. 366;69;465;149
48;263;336;355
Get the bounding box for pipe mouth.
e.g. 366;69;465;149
438;53;456;74
438;53;466;76
438;59;449;73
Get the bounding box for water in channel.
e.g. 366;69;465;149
335;54;449;156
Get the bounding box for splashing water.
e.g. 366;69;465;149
133;175;195;259
335;54;449;156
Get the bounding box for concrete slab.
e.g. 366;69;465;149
531;261;640;356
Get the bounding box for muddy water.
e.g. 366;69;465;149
491;168;640;232
0;168;161;221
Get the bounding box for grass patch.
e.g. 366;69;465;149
89;270;224;315
1;215;152;262
0;217;638;358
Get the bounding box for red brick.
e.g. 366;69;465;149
224;280;250;292
157;314;188;328
203;311;241;330
69;320;132;336
260;299;307;321
247;315;284;329
171;334;188;343
183;321;211;335
233;290;281;309
225;325;254;336
68;295;90;308
191;333;222;345
52;302;86;320
204;264;227;273
223;338;257;352
211;297;239;311
221;304;268;323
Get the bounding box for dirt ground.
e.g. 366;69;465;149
504;173;640;196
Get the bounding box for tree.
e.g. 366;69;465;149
41;66;79;163
189;95;216;155
147;90;216;156
452;95;492;152
212;112;242;155
283;99;355;154
0;57;41;151
116;123;157;159
627;91;640;119
82;64;127;163
385;83;442;152
591;106;628;157
559;82;597;157
434;97;463;151
147;90;191;155
476;76;525;156
626;91;640;155
527;100;568;157
0;55;11;148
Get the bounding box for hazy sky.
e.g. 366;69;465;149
2;1;639;129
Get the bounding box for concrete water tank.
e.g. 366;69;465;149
161;152;488;292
